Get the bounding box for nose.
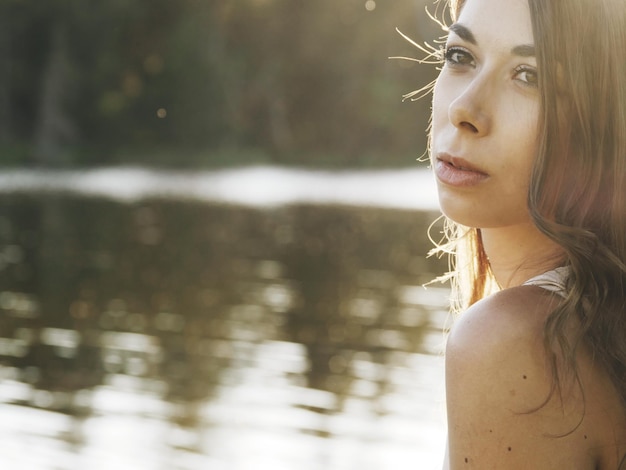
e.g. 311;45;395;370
448;77;492;136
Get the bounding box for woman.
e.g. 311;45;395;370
427;0;626;468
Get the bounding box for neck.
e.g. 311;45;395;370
481;222;565;289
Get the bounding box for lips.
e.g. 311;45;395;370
434;153;489;187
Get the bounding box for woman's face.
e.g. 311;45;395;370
430;0;539;229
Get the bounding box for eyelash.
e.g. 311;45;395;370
442;46;474;67
442;46;539;88
513;65;538;87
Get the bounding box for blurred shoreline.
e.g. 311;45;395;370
0;166;439;211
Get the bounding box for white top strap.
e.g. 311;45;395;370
522;266;570;298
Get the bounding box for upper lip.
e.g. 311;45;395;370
437;153;488;175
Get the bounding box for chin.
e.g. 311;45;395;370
439;200;529;229
437;185;532;227
440;210;481;228
437;194;479;227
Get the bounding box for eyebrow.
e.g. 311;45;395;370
511;44;535;57
448;23;477;45
448;23;535;57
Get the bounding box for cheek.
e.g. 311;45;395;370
430;80;449;153
497;140;536;199
516;115;540;173
431;79;448;127
497;101;540;171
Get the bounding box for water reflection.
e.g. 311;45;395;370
0;193;449;469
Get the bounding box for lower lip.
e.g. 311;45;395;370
434;159;489;187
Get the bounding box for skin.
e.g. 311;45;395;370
430;0;626;467
430;0;560;287
443;286;626;469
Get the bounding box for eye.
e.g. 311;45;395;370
513;65;538;88
443;46;475;68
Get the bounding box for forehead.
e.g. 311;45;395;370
453;0;534;46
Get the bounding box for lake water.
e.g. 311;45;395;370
0;167;449;469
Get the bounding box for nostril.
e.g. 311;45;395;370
460;121;479;133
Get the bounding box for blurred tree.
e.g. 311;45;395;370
6;0;439;168
0;4;10;142
33;21;76;165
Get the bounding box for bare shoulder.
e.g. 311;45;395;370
447;285;548;345
444;285;613;469
446;286;561;410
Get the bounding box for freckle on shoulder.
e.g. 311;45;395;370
445;285;564;412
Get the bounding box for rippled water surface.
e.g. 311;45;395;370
0;168;448;469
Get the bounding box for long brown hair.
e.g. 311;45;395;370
438;0;626;410
527;0;626;408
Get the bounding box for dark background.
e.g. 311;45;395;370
3;0;441;169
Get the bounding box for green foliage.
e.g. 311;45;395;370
5;0;440;168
